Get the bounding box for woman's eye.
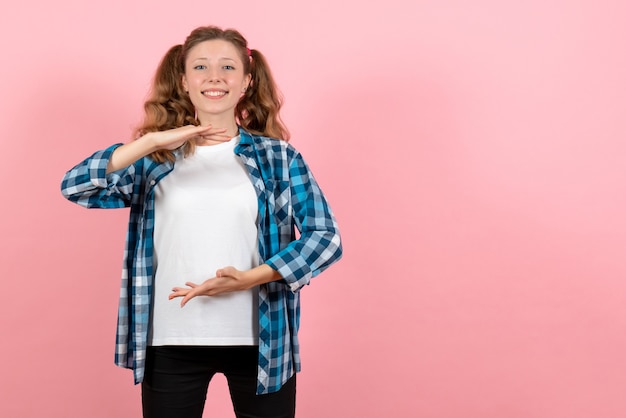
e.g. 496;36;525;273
223;65;235;70
194;65;206;70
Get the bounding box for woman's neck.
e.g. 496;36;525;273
198;114;239;137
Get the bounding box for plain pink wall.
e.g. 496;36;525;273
1;1;625;417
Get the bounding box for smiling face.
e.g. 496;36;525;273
182;39;251;127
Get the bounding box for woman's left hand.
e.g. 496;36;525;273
169;266;250;307
169;264;283;307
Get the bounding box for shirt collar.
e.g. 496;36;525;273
238;126;255;145
235;126;256;155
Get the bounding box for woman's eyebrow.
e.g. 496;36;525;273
191;57;237;61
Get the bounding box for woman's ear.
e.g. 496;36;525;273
182;75;189;93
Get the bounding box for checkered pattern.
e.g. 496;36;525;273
60;128;342;395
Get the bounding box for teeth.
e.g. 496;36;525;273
203;91;226;97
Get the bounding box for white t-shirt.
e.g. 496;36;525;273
149;136;259;346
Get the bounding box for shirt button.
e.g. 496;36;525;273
150;180;156;186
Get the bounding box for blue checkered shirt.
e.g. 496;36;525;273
61;127;342;394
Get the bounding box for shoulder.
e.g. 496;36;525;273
239;129;300;162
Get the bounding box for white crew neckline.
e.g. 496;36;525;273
194;135;240;153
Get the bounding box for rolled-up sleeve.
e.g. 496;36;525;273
265;152;342;292
61;144;136;209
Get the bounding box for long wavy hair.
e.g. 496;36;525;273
135;26;290;163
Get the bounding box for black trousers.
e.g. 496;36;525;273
142;346;296;418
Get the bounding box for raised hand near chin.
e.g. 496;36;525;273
150;125;230;150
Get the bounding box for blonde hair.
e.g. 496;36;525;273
135;26;290;163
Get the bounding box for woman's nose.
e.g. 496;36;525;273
206;66;221;81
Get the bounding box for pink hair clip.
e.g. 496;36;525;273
246;47;252;57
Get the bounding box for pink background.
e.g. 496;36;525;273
1;1;625;417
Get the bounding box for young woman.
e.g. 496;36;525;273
61;26;342;418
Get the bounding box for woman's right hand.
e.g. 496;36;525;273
148;125;230;151
107;125;231;174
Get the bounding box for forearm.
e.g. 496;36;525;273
107;134;157;174
242;264;283;288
